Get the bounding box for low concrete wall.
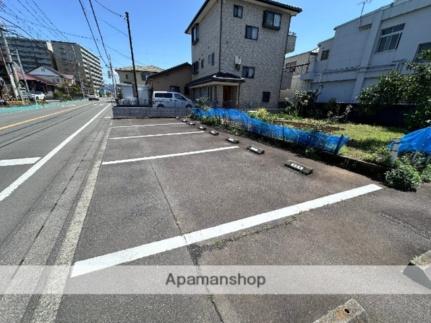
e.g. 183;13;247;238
113;106;192;119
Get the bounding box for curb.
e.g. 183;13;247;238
403;250;431;288
313;299;368;323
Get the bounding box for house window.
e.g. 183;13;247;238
245;25;259;40
233;5;243;18
192;61;199;74
262;92;271;103
263;11;281;30
321;50;330;60
201;59;204;68
141;72;146;81
376;24;404;52
192;24;199;45
125;73;129;80
415;42;431;62
242;66;255;79
208;53;215;66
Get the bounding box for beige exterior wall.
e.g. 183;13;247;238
189;0;295;109
191;0;221;80
221;0;291;109
148;65;192;94
116;70;154;85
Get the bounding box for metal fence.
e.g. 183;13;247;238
113;106;192;119
192;108;349;155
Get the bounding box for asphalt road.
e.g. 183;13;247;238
0;115;430;322
0;100;112;265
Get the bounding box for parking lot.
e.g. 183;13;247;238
56;118;431;322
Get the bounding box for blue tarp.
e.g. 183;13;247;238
391;126;431;155
192;108;349;154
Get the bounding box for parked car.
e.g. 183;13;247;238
31;92;45;101
152;91;194;108
88;95;100;101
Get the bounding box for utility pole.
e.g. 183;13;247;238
125;11;139;106
16;49;30;99
108;55;117;99
0;27;19;99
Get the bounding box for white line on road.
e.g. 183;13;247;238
102;146;240;166
0;157;40;167
71;184;382;277
111;122;185;129
30;122;112;323
0;104;111;202
109;131;204;140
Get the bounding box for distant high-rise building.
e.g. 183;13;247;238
6;37;55;72
51;41;103;94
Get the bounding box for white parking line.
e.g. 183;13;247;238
0;104;111;202
110;131;204;140
111;123;185;129
0;157;40;167
102;146;240;166
71;184;382;277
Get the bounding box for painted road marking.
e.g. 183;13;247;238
71;184;382;277
0;157;40;167
0;104;111;202
111;123;185;129
0;103;90;132
102;146;240;166
110;131;205;140
30;124;111;323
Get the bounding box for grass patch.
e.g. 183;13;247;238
272;114;406;163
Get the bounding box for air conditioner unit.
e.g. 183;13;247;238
234;56;242;65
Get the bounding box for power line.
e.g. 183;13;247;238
15;0;64;40
88;0;110;63
0;15;36;39
77;0;107;66
22;0;64;39
1;3;45;39
0;5;52;39
28;0;69;40
94;0;123;18
101;18;127;37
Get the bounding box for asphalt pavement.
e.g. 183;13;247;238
0;115;430;322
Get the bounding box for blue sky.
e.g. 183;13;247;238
3;0;391;82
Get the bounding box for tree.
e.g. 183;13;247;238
358;71;407;106
358;50;431;129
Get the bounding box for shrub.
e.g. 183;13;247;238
359;71;407;107
249;108;274;122
421;164;431;183
370;147;393;167
385;160;422;191
195;97;210;108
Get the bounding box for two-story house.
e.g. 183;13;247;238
186;0;301;109
283;0;431;103
115;65;163;85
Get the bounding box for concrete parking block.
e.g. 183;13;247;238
404;250;431;288
313;299;368;323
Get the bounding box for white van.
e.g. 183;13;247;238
152;91;194;108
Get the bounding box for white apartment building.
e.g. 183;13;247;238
283;0;431;103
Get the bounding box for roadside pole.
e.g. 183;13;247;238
16;49;30;101
108;55;117;99
0;27;20;99
125;11;140;106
